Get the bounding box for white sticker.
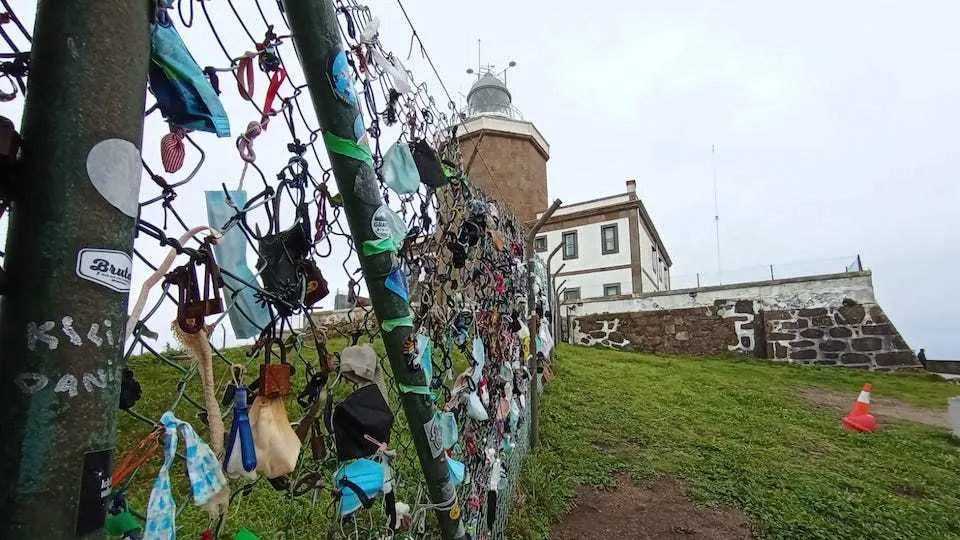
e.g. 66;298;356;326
76;249;132;293
85;138;142;217
371;205;405;244
423;415;443;459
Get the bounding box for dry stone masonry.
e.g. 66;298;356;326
762;300;916;369
572;298;919;371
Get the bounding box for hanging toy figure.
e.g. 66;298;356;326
223;365;257;480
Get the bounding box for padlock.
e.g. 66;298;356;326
198;243;225;316
166;264;204;334
259;338;293;398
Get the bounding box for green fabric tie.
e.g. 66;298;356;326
398;382;432;396
362;238;398;256
381;314;414;332
235;528;261;540
105;511;141;536
323;131;373;166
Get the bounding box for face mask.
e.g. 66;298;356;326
149;8;229;137
335;458;385;516
447;457;466;487
382;141;420;194
537;323;555;360
471;337;486;386
409;139;448;188
371;205;407;247
331;385;394;461
144;412;227;539
438;411;458;450
466;392;488;421
205;190;271;339
415;333;434;390
256;204;311;317
339;344;389;401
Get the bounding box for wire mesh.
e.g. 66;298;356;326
3;0;545;538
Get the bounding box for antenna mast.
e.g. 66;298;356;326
712;144;722;284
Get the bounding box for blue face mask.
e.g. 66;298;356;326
334;458;385;516
144;412;228;538
382;141;421;194
205;190;272;339
447;457;466;486
149;6;229;137
471;337;486;385
438;411;458;450
417;333;433;384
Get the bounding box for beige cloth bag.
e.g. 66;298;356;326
249;395;301;478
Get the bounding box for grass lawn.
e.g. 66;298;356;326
509;345;960;539
117;336;470;539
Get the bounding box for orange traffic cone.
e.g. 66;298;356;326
842;383;877;433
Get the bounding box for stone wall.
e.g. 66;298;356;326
573;303;742;356
763;300;917;369
571;294;920;371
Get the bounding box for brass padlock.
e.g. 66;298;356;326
260;338;293;398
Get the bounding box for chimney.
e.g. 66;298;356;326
626;178;637;195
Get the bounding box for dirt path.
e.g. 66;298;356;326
799;387;950;428
552;473;753;540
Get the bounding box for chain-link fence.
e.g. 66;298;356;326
1;0;548;538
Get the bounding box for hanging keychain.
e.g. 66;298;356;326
224;364;257;479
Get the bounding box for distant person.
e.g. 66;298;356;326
917;348;927;367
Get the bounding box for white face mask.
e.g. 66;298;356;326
467;392;488;421
144;412;227;539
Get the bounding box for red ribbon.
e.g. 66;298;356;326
261;67;287;122
236;53;256;100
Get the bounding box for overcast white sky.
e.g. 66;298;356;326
3;1;958;357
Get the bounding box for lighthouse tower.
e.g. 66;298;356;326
456;68;550;224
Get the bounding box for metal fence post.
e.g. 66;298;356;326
280;1;465;537
525;200;561;450
0;1;152;537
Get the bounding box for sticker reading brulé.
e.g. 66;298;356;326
76;249;132;293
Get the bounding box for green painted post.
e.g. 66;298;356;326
281;1;465;537
0;1;152;538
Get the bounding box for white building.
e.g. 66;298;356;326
535;179;672;303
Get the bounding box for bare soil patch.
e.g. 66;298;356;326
799;387;950;428
551;473;753;540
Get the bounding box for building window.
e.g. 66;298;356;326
562;288;581;302
601;224;619;255
562;231;578;260
652;247;659;276
603;283;621;297
534;236;547;253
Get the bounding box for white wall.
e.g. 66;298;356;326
574;272;876;316
556;267;633;300
540;217;631;275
